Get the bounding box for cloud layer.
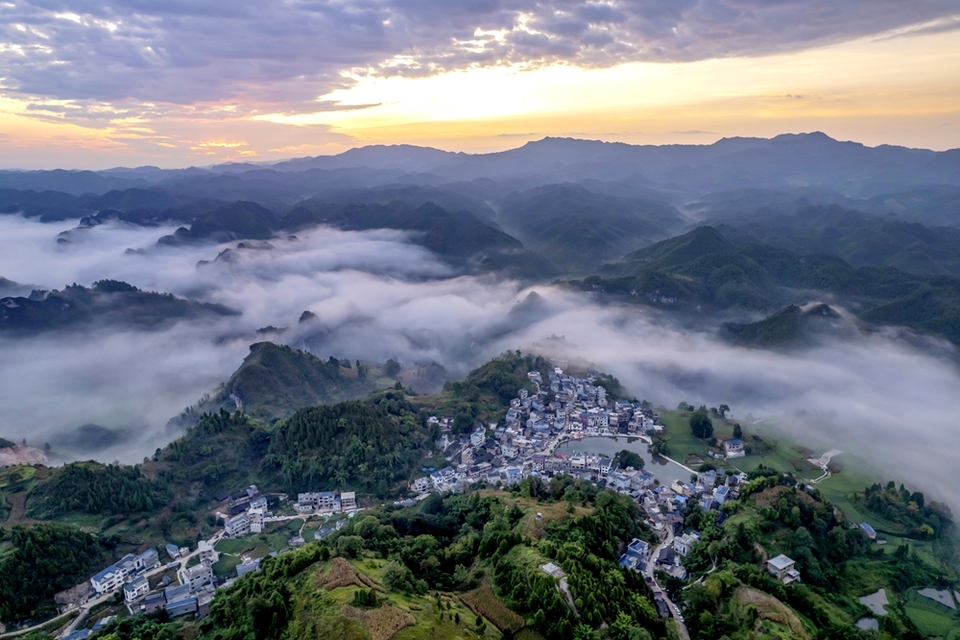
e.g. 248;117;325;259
1;214;960;513
2;1;958;120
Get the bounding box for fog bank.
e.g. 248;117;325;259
1;215;958;512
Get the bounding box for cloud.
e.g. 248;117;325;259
0;1;958;122
669;129;717;134
1;214;960;512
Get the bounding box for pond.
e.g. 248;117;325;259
554;436;692;487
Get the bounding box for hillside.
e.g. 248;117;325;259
215;342;393;422
576;226;960;346
722;303;845;348
496;184;684;274
717;205;960;277
92;484;667;640
0;280;238;334
283;200;556;277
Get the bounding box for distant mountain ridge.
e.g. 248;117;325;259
3;133;959;198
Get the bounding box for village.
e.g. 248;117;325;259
59;367;786;638
405;366;793;625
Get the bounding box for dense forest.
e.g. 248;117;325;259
27;462;171;519
0;524;113;623
262;391;432;495
858;482;954;539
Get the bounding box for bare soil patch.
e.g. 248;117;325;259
316;557;383;592
341;604;414;640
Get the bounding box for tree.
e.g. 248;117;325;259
689;411;714;439
732;423;743;439
718;404;730;417
384;359;401;377
336;535;364;558
613;449;644;470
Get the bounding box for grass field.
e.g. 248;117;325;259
213;554;243;578
903;588;960;636
215;537;255;555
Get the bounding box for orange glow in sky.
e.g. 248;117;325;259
2;27;959;168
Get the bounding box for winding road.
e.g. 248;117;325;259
643;530;691;640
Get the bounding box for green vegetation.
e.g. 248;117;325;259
0;280;237;334
689;411;714;439
857;482;953;540
678;467;956;640
573;226;960;347
26;461;171;519
88;483;670;640
440;351;550;432
613;449;644;470
263;393;432;495
215;342;392;422
0;524;112;623
723;303;841;348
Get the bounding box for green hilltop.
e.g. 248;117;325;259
573;226;960;347
0;280;238;334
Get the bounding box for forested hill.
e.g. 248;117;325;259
0;280;238;334
212;342;396;422
96;483;667;640
574;226;960;347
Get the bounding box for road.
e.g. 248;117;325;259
644;530;691;640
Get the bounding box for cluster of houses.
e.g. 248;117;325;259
413;367;666;494
90;548;161;595
86;535;265;623
293;490;357;515
410;367;801;595
213;485;270;538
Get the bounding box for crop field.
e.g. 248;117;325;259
903;588;960;637
460;582;525;633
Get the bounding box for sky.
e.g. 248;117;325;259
0;1;959;168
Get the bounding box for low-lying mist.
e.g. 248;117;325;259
1;215;958;511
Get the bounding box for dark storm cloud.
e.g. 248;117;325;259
0;0;957;117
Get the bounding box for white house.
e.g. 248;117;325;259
123;576;149;604
340;491;357;511
723;439;745;458
673;531;701;557
248;507;265;533
470;429;485;448
179;562;214;593
91;564;126;594
198;540;219;564
766;555;801;584
225;513;250;538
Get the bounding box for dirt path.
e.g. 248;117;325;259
6;492;26;523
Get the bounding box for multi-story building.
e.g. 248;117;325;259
340;491;357;510
225;513;250;538
123;576;149;603
178;562;214;593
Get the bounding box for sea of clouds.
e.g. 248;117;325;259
1;214;958;510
